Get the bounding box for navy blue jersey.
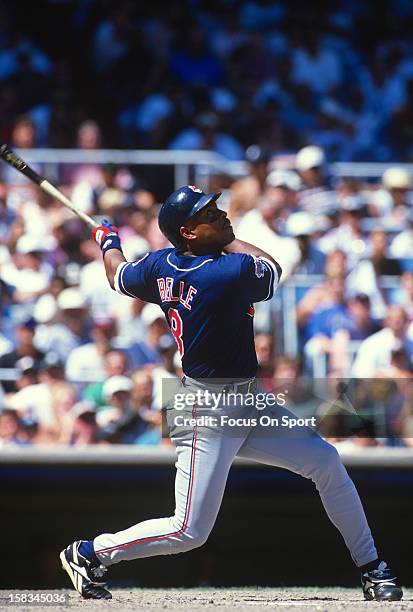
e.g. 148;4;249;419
114;248;279;379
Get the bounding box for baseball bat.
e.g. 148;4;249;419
0;144;99;228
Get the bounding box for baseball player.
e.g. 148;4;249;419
60;186;402;602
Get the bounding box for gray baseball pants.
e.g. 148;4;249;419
94;377;377;568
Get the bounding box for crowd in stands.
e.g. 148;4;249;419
2;1;413;448
1;140;413;448
2;1;413;160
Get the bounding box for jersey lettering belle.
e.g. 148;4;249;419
114;248;279;379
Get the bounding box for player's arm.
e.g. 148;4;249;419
92;221;156;301
92;221;126;288
224;238;282;280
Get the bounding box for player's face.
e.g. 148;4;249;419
181;201;235;253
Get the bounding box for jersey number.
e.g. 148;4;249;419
168;308;184;357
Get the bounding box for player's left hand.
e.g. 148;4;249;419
92;219;123;255
101;218;119;234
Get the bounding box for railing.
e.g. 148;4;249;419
0;444;412;465
280;275;401;358
5;148;413;190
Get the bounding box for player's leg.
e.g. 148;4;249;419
93;429;241;565
237;403;377;567
237;403;402;600
61;425;243;598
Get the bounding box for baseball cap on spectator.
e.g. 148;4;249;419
33;294;57;323
57;288;88;310
71;400;96;418
97;188;126;212
382;167;412;190
265;169;301;191
15;355;38;375
286;212;316;237
103;375;133;399
141;304;164;327
16;234;52;254
296;146;325;172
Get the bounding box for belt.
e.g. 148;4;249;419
222;379;256;394
183;376;256;395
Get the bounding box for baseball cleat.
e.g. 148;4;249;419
60;540;112;600
361;561;403;601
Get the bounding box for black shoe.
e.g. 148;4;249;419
361;561;403;601
60;540;112;600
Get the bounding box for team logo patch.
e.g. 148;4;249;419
252;256;266;278
188;185;203;193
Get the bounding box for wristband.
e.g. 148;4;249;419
100;232;123;256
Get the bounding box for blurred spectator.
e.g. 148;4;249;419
346;230;400;320
370;167;412;223
368;229;401;276
169;28;224;87
126;303;170;369
296;250;347;329
68;401;99;446
390;208;413;258
0;317;44;393
390;272;413;319
1;234;54;300
83;350;129;408
62;120;104;186
317;194;368;267
291;33;343;95
131;368;162;443
78;237;132;321
34;287;91;363
169;112;243;160
236;189;300;279
0;408;29;447
295;145;336;215
65;317;117;384
265;168;301;221
255;332;274;381
286;212;325;274
6;352;77;442
97;375;151;444
352;306;413;378
228;145;270;223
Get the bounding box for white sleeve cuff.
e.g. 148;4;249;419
114;262;129;296
261;257;279;300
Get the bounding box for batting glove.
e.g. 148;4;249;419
92;219;123;255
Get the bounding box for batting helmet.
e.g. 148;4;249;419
158;185;222;247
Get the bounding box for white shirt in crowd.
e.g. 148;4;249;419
236;209;300;279
351;327;411;378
